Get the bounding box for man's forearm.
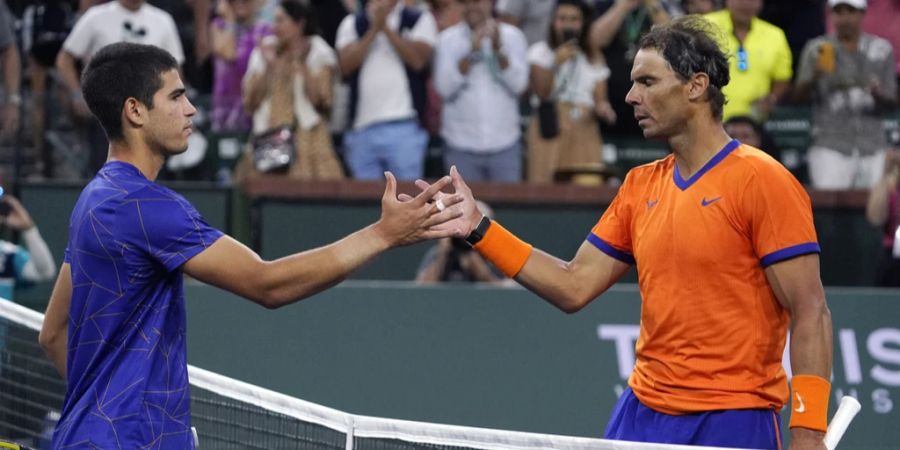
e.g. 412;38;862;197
866;175;897;226
3;46;20;98
790;300;833;379
254;224;393;308
590;2;631;50
339;28;378;77
383;27;429;71
56;51;83;96
44;332;68;378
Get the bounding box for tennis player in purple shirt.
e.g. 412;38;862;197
39;42;463;448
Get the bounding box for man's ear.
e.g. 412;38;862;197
687;72;710;103
122;97;147;129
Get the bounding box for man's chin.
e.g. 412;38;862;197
169;143;190;155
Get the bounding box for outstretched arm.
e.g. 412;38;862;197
423;167;631;312
184;174;463;309
515;242;631;313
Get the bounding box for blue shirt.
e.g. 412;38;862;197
53;161;223;449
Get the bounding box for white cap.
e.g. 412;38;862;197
829;0;866;9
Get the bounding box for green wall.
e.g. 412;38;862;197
5;181;886;306
256;201;880;286
185;283;900;448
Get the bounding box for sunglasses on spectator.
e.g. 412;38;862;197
737;46;748;72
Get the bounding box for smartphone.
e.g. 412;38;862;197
561;28;579;43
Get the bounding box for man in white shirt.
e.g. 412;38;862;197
56;0;184;176
434;0;528;182
336;0;437;180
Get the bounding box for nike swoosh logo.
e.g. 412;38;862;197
794;392;806;413
646;199;659;209
701;196;722;207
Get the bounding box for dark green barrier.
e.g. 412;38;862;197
185;282;899;448
257;201;878;286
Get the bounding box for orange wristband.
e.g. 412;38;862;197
788;374;831;432
473;220;533;278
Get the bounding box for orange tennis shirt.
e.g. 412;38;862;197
589;140;819;415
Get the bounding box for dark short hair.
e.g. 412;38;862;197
279;0;319;36
638;16;730;120
81;42;180;141
724;115;762;136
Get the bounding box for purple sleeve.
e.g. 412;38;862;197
122;187;224;272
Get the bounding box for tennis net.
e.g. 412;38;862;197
1;298;736;450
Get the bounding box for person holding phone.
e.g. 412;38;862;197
432;0;529;182
0;195;56;300
526;0;616;183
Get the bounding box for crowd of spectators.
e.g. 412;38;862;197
0;0;896;188
0;0;898;285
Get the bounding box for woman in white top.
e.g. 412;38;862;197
241;0;344;180
527;0;616;183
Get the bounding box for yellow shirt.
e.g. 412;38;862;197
704;10;792;120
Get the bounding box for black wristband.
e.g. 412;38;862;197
464;215;492;247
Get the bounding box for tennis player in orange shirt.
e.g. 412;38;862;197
430;16;832;450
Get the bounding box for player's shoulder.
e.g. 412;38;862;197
728;143;797;183
751;16;788;40
862;33;894;59
703;9;729;23
623;154;674;183
80;2;114;21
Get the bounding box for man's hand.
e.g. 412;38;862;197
554;41;579;66
485;19;501;51
595;100;617;125
752;93;778;117
413;166;482;239
373;172;464;247
2;196;35;231
1;102;19;138
367;0;390;31
789;427;826;450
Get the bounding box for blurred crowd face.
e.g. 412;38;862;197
118;0;146;11
832;5;865;40
228;0;260;22
724;120;761;148
461;0;492;29
726;0;762;25
684;0;717;15
272;5;303;44
553;3;584;43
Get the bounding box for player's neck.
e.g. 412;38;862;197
107;142;164;181
669;121;732;179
